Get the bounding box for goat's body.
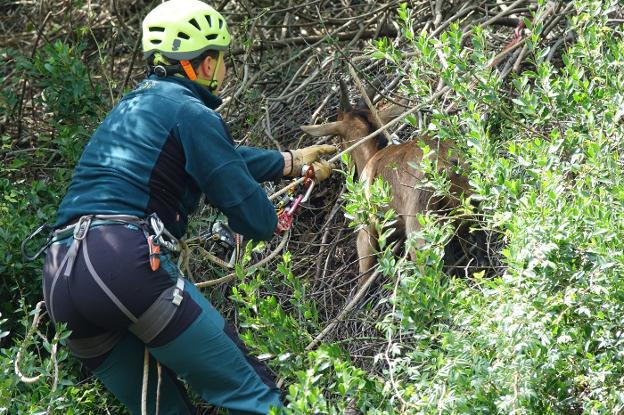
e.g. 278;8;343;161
356;139;469;285
300;83;469;287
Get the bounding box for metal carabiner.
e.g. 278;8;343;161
148;213;165;240
21;223;52;261
300;180;315;203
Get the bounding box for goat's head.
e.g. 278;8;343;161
301;80;393;151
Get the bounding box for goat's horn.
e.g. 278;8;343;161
339;79;353;112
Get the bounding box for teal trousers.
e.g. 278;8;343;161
91;264;282;414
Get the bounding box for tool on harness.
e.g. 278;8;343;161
147;235;162;271
199;220;242;267
148;213;180;252
276;165;316;233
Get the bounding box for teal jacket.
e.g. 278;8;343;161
55;76;284;240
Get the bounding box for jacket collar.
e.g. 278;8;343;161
149;75;223;110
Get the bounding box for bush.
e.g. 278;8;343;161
235;1;624;413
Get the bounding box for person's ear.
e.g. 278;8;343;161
198;56;215;78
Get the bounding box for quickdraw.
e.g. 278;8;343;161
276;165;316;233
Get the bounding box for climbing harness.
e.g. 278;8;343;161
22;214;186;355
276;165;316;233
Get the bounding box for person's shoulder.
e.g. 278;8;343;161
178;96;223;126
124;78;200;105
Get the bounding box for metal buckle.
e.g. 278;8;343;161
73;216;93;240
153;65;167;77
172;278;184;306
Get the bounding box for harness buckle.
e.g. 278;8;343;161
73;216;93;241
172;278;184;306
172;290;183;306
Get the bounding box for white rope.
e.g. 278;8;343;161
141;346;149;415
14;300;46;384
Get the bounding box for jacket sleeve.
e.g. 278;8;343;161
236;146;284;182
217;118;285;182
176;102;277;241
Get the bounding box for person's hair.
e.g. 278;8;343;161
189;50;220;72
147;49;220;72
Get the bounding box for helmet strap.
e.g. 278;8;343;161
180;60;197;81
192;51;222;92
149;53;222;93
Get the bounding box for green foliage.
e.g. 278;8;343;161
1;38;97;320
0;310;119;414
330;0;624;413
232;246;390;413
22;40;103;122
1;38;108;415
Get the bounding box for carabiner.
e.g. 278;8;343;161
300;180;315;203
148;214;165;240
21;223;52;261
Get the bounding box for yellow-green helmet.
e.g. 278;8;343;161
142;0;231;61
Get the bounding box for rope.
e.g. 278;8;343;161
141;346;149;415
195;230;290;288
14;300;47;384
156;361;162;415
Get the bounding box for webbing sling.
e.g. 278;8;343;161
47;214;185;358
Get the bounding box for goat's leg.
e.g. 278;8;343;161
405;215;426;263
356;226;378;288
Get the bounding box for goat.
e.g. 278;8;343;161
301;81;471;286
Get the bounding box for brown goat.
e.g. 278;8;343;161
301;82;470;286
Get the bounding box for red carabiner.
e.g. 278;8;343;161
275;164;318;234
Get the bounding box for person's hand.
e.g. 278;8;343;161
310;160;333;182
287;144;337;177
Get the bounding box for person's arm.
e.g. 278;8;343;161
216;118;287;182
176;103;277;240
236;145;289;182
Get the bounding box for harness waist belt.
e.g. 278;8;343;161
52;214;146;242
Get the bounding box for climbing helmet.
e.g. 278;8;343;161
142;0;231;61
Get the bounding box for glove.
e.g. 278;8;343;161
310;160;333;182
287;144;337;177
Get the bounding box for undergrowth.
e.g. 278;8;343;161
1;0;623;414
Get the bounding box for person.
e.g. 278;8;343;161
40;0;336;413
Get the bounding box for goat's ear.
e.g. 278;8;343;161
300;121;344;137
